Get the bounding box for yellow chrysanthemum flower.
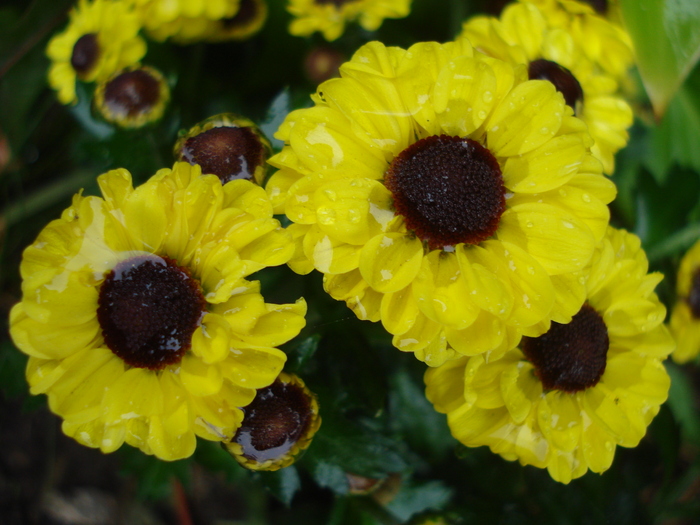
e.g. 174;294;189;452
520;0;634;81
9;162;307;461
461;2;632;174
670;239;700;363
267;40;617;366
46;0;147;105
287;0;412;42
94;65;170;128
223;372;321;471
425;227;674;484
126;0;265;42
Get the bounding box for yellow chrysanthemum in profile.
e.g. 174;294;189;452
267;40;616;366
670;239;700;363
126;0;266;43
9;162;307;461
425;227;674;484
287;0;411;42
47;0;147;105
461;2;632;174
520;0;634;81
223;372;321;471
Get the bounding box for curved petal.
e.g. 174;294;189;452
359;232;424;293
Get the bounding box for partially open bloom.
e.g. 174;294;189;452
47;0;146;105
670;239;700;363
519;0;634;81
94;65;170;128
9;162;306;460
223;372;321;471
287;0;412;41
425;227;674;483
267;40;616;365
126;0;266;43
461;2;633;174
174;113;272;185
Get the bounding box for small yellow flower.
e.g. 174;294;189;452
204;0;268;42
425;227;674;484
267;40;616;366
461;2;633;175
519;0;634;81
94;65;170;128
223;372;321;471
671;239;700;363
9;162;306;461
46;0;146;105
287;0;412;41
174;113;272;185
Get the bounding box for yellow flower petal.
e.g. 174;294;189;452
180;353;224;397
359;233;423;293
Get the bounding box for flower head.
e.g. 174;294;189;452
670;239;700;363
461;1;633;174
267;40;616;366
9;162;306;460
174;113;272;185
223;372;321;471
94;65;170;128
47;0;147;105
425;227;674;483
287;0;412;41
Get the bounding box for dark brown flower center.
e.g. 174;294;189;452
528;59;584;116
687;268;700;318
385;135;505;251
181;126;265;184
103;69;162;119
232;378;313;462
97;255;206;370
222;0;257;29
71;33;100;76
521;304;609;393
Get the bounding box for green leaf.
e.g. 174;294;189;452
256;466;302;506
665;363;700;445
385;479;453;522
118;446;191;501
286;334;321;374
644;65;700;183
260;88;291;152
620;0;700;116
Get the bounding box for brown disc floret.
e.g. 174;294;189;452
97;255;206;370
385;134;505;251
528;59;584;115
71;33;100;76
521;303;610;392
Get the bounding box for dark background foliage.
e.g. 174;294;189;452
1;0;699;523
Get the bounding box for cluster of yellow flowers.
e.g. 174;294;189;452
14;0;700;486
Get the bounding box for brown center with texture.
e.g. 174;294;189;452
528;59;584;115
103;69;161;119
97;255;206;370
181;126;264;184
233;379;313;462
687;268;700;318
385;135;505;250
71;33;100;76
522;304;609;392
222;0;257;28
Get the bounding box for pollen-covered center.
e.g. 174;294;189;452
71;33;100;76
687;268;700;318
233;379;313;462
181;127;264;184
97;255;206;370
385;134;505;250
103;69;161;119
529;59;584;115
522;303;609;393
